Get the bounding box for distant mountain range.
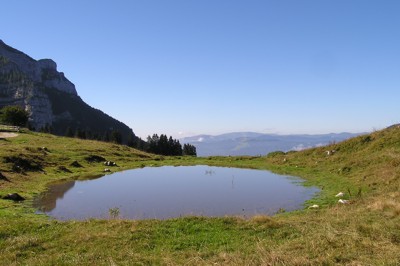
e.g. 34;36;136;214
180;132;364;156
0;40;138;144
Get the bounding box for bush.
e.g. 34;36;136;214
0;105;29;127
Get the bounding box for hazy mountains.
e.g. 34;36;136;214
181;132;364;156
0;40;138;143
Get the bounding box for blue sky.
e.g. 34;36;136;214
1;1;399;138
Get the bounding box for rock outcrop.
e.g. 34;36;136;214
0;41;76;95
0;40;76;129
0;40;138;144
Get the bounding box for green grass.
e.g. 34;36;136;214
1;128;399;265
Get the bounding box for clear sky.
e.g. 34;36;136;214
1;1;399;138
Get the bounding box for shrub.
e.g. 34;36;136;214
0;105;29;126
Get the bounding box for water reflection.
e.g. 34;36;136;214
34;180;75;212
34;165;319;220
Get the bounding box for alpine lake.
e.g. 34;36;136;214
34;165;319;220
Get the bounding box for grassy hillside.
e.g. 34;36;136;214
0;128;399;265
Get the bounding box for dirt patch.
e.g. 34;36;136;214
0;132;18;138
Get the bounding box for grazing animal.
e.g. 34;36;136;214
308;204;319;209
335;192;345;197
104;168;111;172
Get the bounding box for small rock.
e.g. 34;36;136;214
335;192;345;197
338;199;349;204
104;168;111;172
2;193;25;201
326;150;336;156
308;204;319;209
104;161;117;167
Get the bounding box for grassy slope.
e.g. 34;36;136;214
0;128;399;265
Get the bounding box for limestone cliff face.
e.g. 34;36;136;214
0;40;136;144
0;40;77;129
0;41;77;95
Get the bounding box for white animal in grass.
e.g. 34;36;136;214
308;204;319;209
338;199;349;204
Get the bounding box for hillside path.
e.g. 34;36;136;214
0;132;18;138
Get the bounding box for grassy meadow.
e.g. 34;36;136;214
0;128;399;265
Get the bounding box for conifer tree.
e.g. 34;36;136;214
111;130;122;144
183;143;197;156
65;127;74;137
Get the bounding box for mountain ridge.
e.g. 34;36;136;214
181;131;364;156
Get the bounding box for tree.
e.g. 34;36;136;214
65;127;74;137
158;134;169;155
147;134;160;154
40;123;53;133
127;133;137;147
0;105;29;127
183;143;197;156
111;130;122;144
103;131;110;142
135;137;147;150
75;128;87;139
170;137;183;156
145;133;183;156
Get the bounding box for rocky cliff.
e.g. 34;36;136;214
0;40;137;143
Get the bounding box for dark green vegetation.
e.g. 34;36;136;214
146;133;197;156
0;127;399;265
0;105;29;126
43;87;139;145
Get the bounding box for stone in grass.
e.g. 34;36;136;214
2;193;25;201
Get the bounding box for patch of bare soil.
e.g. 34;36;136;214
0;132;18;138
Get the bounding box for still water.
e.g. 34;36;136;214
34;165;319;220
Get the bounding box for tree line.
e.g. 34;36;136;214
146;134;196;156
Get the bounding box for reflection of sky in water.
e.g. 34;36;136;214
34;165;319;220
